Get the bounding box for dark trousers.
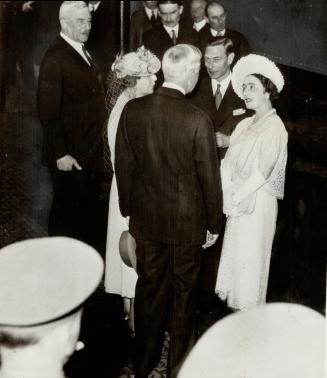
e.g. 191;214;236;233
133;240;202;378
197;218;226;312
48;168;108;255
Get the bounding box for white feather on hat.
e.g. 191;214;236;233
232;54;285;99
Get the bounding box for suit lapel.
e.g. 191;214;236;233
218;83;238;123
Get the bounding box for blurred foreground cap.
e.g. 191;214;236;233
178;303;325;378
0;237;104;327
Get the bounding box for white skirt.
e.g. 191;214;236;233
215;189;277;310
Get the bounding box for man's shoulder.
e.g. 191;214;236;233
131;8;147;23
226;28;248;42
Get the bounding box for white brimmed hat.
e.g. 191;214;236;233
232;54;285;99
119;231;137;270
178;303;325;378
0;237;104;327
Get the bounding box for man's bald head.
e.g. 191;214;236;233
206;1;226;33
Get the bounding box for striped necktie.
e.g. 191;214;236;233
215;83;222;110
171;29;177;45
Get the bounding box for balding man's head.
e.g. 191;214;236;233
162;44;202;94
59;1;91;43
206;1;226;33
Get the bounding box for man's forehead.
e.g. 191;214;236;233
208;4;225;15
205;45;226;57
159;3;180;12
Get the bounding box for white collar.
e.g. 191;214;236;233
60;32;91;66
162;82;185;95
210;28;226;37
144;6;158;19
193;18;207;32
210;73;231;98
163;24;179;38
89;2;100;12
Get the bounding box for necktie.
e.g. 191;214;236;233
215;83;222;110
150;10;156;27
82;45;95;68
171;29;177;45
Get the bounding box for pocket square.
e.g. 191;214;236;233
233;108;246;116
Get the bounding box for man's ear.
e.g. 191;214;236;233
227;52;235;66
179;5;184;15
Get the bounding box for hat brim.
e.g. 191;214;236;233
119;231;137;270
0;237;104;327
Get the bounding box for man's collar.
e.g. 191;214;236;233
162;82;185;95
60;32;83;50
193;18;207;32
210;28;226;37
163;23;179;35
144;6;158;19
89;2;100;12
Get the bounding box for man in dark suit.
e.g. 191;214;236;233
115;44;222;378
143;0;197;62
189;37;251;325
85;1;121;77
37;1;106;252
198;1;249;65
190;0;208;33
129;1;160;51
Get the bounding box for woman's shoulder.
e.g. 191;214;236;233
264;111;288;137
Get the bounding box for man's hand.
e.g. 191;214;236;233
56;155;82;171
216;132;230;148
202;231;219;249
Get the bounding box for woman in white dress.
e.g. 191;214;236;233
215;54;288;310
104;47;160;328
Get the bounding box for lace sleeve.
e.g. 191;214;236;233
258;120;288;199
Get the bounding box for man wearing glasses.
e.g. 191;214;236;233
197;1;249;65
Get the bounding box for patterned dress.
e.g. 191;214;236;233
215;109;288;310
104;89;138;298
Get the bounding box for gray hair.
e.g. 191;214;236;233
162;44;201;81
59;1;88;20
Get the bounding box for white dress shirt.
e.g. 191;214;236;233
88;1;100;12
210;28;226;37
211;73;231;99
162;81;185;95
60;32;91;66
193;18;207;32
144;6;158;20
163;24;180;40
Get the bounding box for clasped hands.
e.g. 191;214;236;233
56;155;82;171
224;190;242;218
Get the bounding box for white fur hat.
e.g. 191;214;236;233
232;54;285;99
0;237;103;326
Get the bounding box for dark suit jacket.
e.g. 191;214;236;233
143;21;198;61
129;7;161;51
198;24;250;65
189;77;252;157
115;87;222;244
37;36;106;172
85;1;121;74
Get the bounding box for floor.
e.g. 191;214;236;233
0;76;325;377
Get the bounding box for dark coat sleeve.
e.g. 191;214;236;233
115;104;136;217
194;112;223;234
37;54;67;161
